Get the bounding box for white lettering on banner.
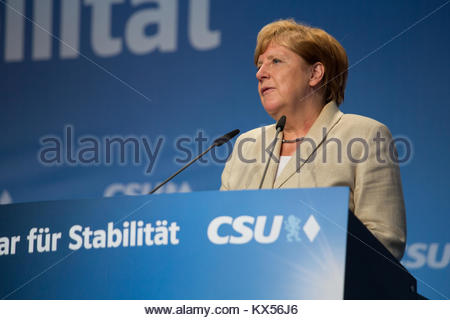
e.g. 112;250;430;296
402;242;450;269
60;0;81;58
0;190;13;205
207;216;284;245
26;227;62;253
85;0;123;57
125;0;177;55
0;235;21;255
103;181;192;196
4;0;25;61
32;0;53;60
3;0;221;62
68;220;180;250
188;0;220;50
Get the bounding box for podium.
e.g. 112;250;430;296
0;188;420;299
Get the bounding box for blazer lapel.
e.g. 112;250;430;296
273;101;344;188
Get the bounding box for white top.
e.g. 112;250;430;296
276;156;292;180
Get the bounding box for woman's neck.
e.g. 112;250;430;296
277;97;324;157
282;100;323;141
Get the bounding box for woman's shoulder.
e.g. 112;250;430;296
341;113;386;128
339;113;392;136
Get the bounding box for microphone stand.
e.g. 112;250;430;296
258;116;286;189
149;129;240;194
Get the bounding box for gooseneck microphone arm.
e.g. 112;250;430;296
258;116;286;189
149;129;240;194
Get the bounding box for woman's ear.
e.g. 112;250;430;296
309;62;325;87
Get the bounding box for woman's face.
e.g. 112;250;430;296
256;42;312;118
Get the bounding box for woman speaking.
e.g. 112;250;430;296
220;19;406;260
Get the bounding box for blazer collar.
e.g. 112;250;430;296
272;100;344;188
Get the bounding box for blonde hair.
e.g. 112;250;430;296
254;19;348;105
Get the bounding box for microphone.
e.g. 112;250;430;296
149;129;240;194
258;115;286;189
213;129;240;146
276;115;286;131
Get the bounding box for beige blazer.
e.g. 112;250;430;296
221;101;406;260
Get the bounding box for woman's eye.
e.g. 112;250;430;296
273;58;281;64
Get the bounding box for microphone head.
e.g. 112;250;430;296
214;129;240;146
276;115;286;131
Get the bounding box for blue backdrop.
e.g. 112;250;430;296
1;0;449;299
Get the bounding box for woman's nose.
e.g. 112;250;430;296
256;64;269;81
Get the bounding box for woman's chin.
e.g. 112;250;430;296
262;103;283;119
